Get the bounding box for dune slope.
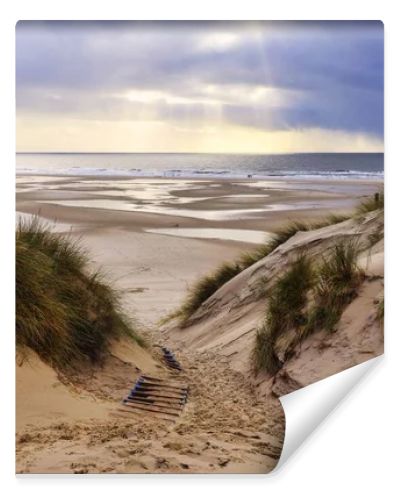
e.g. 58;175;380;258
164;210;384;396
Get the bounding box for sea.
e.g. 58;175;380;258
16;153;384;180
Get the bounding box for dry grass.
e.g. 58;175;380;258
253;255;314;374
304;240;364;335
177;193;382;324
178;214;350;323
253;240;364;374
179;262;241;324
356;191;384;215
16;218;144;371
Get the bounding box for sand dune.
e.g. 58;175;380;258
16;350;112;432
164;210;384;399
16;344;284;473
16;176;383;473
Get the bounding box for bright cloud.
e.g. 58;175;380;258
16;21;384;153
195;31;242;51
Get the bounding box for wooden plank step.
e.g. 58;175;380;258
117;372;189;423
127;393;185;403
165;359;182;367
165;364;182;371
160;349;183;371
124;399;183;414
127;394;185;406
136;380;188;393
133;381;187;393
127;392;184;403
115;407;176;422
131;388;187;400
140;375;187;389
133;385;187;396
131;386;186;396
132;388;186;399
125;396;183;411
123;400;181;417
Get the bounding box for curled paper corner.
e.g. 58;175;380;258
275;355;383;470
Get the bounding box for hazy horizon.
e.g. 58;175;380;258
16;151;384;155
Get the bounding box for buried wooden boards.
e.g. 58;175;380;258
160;347;183;371
117;374;189;422
115;407;177;423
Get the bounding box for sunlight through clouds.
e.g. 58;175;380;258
16;21;383;153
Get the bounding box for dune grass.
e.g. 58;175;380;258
253;240;364;374
253;255;314;374
303;240;364;336
255;214;351;259
356;191;384;215
178;214;350;323
238;221;310;270
177;192;382;324
179;262;241;323
16;218;144;370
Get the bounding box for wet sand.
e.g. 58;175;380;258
16;175;382;325
16;175;382;326
17;175;381;229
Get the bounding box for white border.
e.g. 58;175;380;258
2;2;398;498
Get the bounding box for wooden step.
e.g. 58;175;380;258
141;375;187;389
124;399;183;414
115;407;176;422
123;400;181;417
126;396;183;411
136;380;188;393
131;388;187;400
127;394;185;405
118;372;189;423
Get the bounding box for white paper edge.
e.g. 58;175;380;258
276;355;383;469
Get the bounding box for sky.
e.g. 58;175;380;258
16;21;384;154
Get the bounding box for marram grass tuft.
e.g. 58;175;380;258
16;217;144;371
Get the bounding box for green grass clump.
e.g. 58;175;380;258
179;262;241;322
178;215;351;323
239;221;312;270
368;229;384;247
263;221;311;254
253;240;365;374
178;195;383;325
322;213;352;226
265;215;352;255
356;191;384;215
253;255;314;374
16;218;143;370
305;241;364;334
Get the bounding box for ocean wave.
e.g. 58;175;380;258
16;166;384;180
259;169;384;180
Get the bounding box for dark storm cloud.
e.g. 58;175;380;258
16;20;384;136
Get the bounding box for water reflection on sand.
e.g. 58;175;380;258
144;227;273;244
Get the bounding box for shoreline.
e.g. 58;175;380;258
16;174;383;218
16;175;383;326
16;172;384;182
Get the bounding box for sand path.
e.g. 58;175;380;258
16;224;285;473
16;348;284;473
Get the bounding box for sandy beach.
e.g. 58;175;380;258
16;175;381;325
15;175;383;473
13;19;386;490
